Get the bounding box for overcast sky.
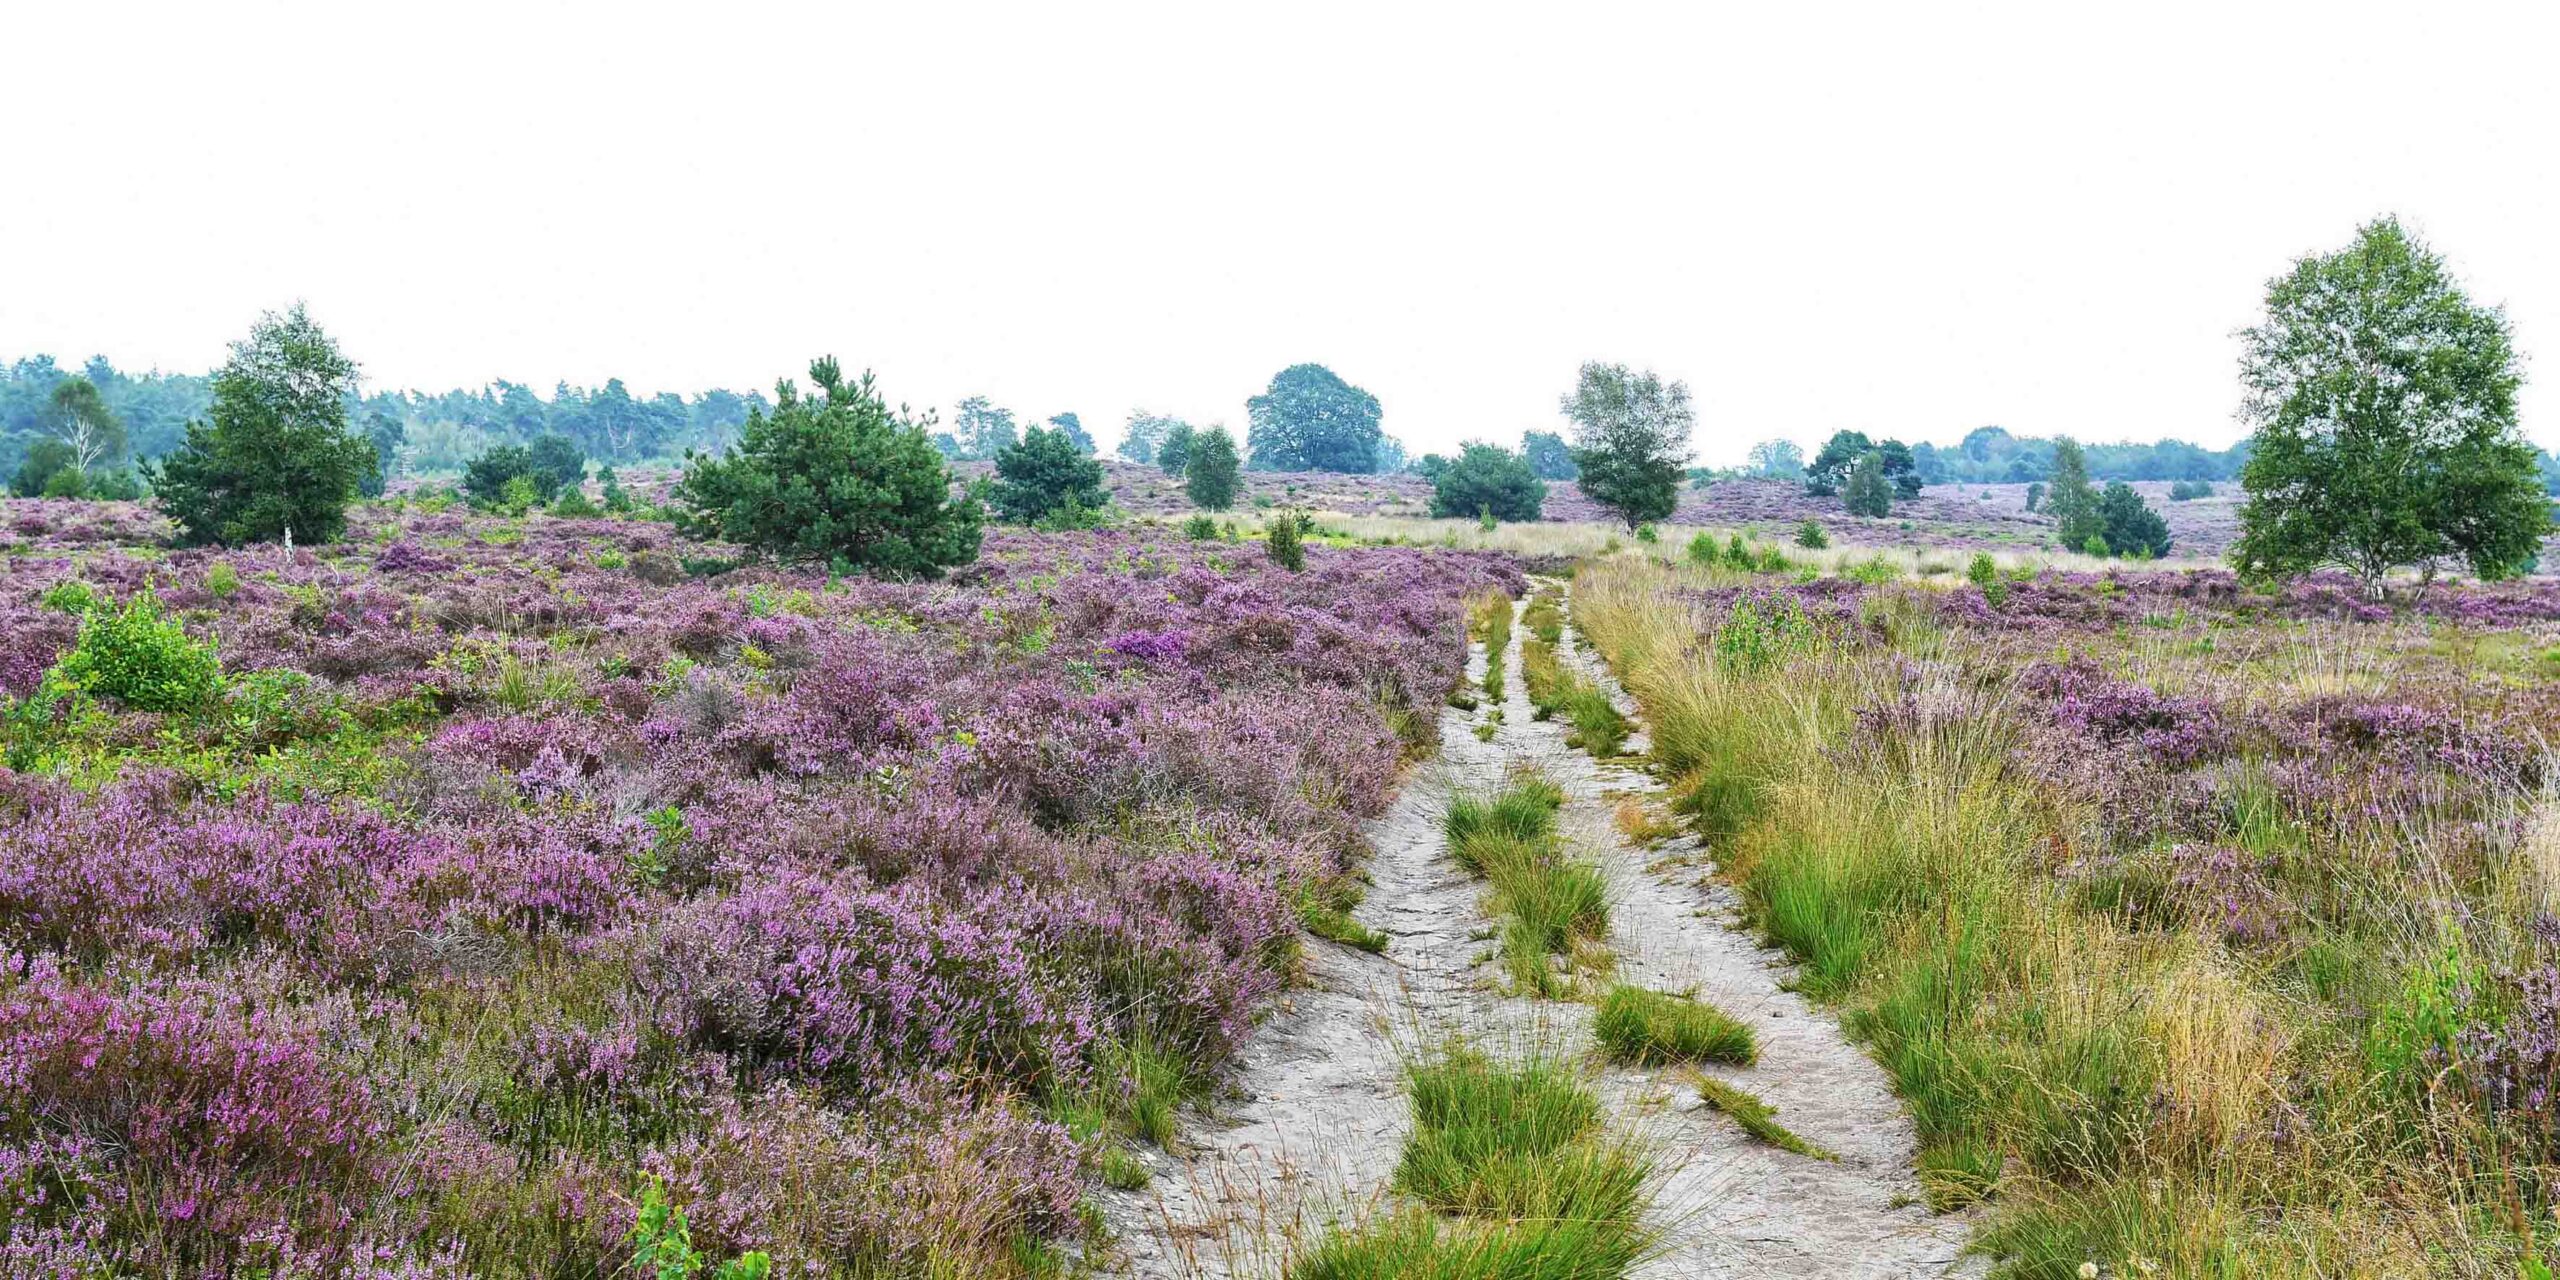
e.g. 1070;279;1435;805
5;1;2555;463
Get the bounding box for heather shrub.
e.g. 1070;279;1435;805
0;969;388;1273
52;586;223;712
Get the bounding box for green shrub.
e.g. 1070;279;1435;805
991;425;1108;524
1683;531;1718;567
1181;513;1219;540
1429;443;1546;522
204;562;240;598
1794;519;1828;549
1633;523;1658;544
38;579;101;614
673;358;982;579
1267;508;1307;571
1593;985;1756;1065
54;587;223;712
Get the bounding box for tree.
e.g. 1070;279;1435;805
527;432;587;498
1745;439;1804;479
1804;430;1873;496
1803;430;1920;498
1119;411;1185;465
1877;440;1923;498
673;358;982;579
10;439;76;498
1245;364;1382;472
462;445;541;507
2045;439;2104;550
991;425;1108;523
46;377;126;475
1410;453;1453;482
1185;426;1241;511
1522;430;1580;480
2097;482;2171;558
2233;216;2547;593
1046;412;1096;456
1373;435;1409;475
1156;421;1198;475
150;305;374;546
1843;451;1893;517
948;396;1019;461
1561;362;1691;529
1429;443;1546;522
359;410;404;498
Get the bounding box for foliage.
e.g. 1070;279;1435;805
1521;429;1579;480
1429;443;1546;522
44;375;128;474
358;410;404;497
2096;482;2171;558
992;425;1109;524
462;444;544;507
940;396;1021;461
1561;362;1691;529
1156;420;1197;474
2167;479;2213;501
1184;426;1241;511
1745;438;1804;478
1794;519;1827;549
2233;215;2547;592
1806;430;1919;499
1267;507;1307;571
1119;411;1189;465
1246;364;1384;473
9;437;77;497
52;586;224;712
2044;439;2103;550
1842;450;1893;517
673;357;984;579
628;1179;774;1280
1044;412;1095;455
1694;1076;1834;1160
527;431;588;496
148;305;375;546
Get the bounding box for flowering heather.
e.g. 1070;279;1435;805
0;497;1516;1274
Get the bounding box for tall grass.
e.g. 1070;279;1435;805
1570;556;2557;1276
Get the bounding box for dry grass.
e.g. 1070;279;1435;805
1570;555;2560;1278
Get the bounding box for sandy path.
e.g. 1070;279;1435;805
1101;584;1977;1278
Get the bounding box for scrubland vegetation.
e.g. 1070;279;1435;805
1576;551;2560;1276
0;496;1515;1277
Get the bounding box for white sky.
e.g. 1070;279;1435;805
5;1;2555;464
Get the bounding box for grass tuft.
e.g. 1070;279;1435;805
1694;1075;1836;1161
1592;984;1755;1066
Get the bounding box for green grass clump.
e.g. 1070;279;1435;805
1299;894;1390;953
1446;779;1607;997
1592;985;1755;1066
1284;1046;1655;1280
1695;1075;1835;1161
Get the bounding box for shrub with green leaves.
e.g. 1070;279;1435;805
1267;508;1307;571
1794;519;1827;549
673;358;983;580
54;587;224;712
149;305;375;546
